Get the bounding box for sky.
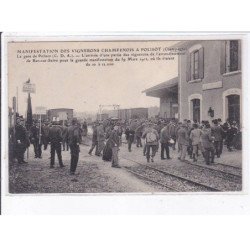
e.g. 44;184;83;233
8;40;178;115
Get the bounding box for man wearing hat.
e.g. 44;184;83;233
96;121;105;156
14;117;30;164
201;123;215;165
88;121;98;155
142;122;159;163
160;122;171;160
30;120;42;158
42;121;50;150
177;122;189;161
68;118;82;175
211;119;224;157
48;121;65;168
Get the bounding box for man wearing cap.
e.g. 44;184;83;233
68;118;82;175
14;118;30;164
96;121;105;156
30;120;42;158
142;122;159;163
201;123;215;165
42;121;50;150
177;123;189;161
211;119;224;157
160;122;171;160
48;121;65;168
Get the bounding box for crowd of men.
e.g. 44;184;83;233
9;115;241;176
9;117;85;175
88;116;241;166
120;117;241;165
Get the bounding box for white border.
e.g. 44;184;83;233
1;32;250;214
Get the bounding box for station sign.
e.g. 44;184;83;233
23;79;36;93
35;106;47;115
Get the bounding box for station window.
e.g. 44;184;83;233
192;50;199;80
221;40;241;74
186;46;204;82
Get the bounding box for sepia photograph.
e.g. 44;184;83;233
4;35;243;194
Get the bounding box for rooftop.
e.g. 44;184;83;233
142;77;178;98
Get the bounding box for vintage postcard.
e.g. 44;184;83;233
1;33;245;198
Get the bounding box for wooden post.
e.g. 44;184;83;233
39;113;42;145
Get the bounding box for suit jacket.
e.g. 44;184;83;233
108;130;120;148
211;125;224;141
201;128;214;149
68;125;81;146
15;124;30;146
190;128;202;145
49;125;62;144
160;126;170;143
177;126;189;146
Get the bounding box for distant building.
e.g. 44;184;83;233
118;108;148;120
148;106;160;118
144;40;242;124
97;113;109;121
47;108;74;122
97;108;148;121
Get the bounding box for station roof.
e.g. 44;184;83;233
142;77;178;98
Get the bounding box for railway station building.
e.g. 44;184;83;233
143;40;242;124
143;77;179;119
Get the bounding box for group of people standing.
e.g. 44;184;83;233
88;119;122;168
108;117;241;165
177;118;240;165
10;117;84;175
10;115;241;175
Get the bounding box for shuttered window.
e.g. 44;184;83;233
193;50;199;79
221;40;241;74
186;46;204;82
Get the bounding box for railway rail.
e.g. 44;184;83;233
121;157;221;192
183;160;242;183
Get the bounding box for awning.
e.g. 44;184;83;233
142;77;178;98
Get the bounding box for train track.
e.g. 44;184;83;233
124;168;179;192
121;157;221;192
214;161;242;170
183;160;242;183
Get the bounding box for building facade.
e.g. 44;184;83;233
144;40;242;124
179;40;241;124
